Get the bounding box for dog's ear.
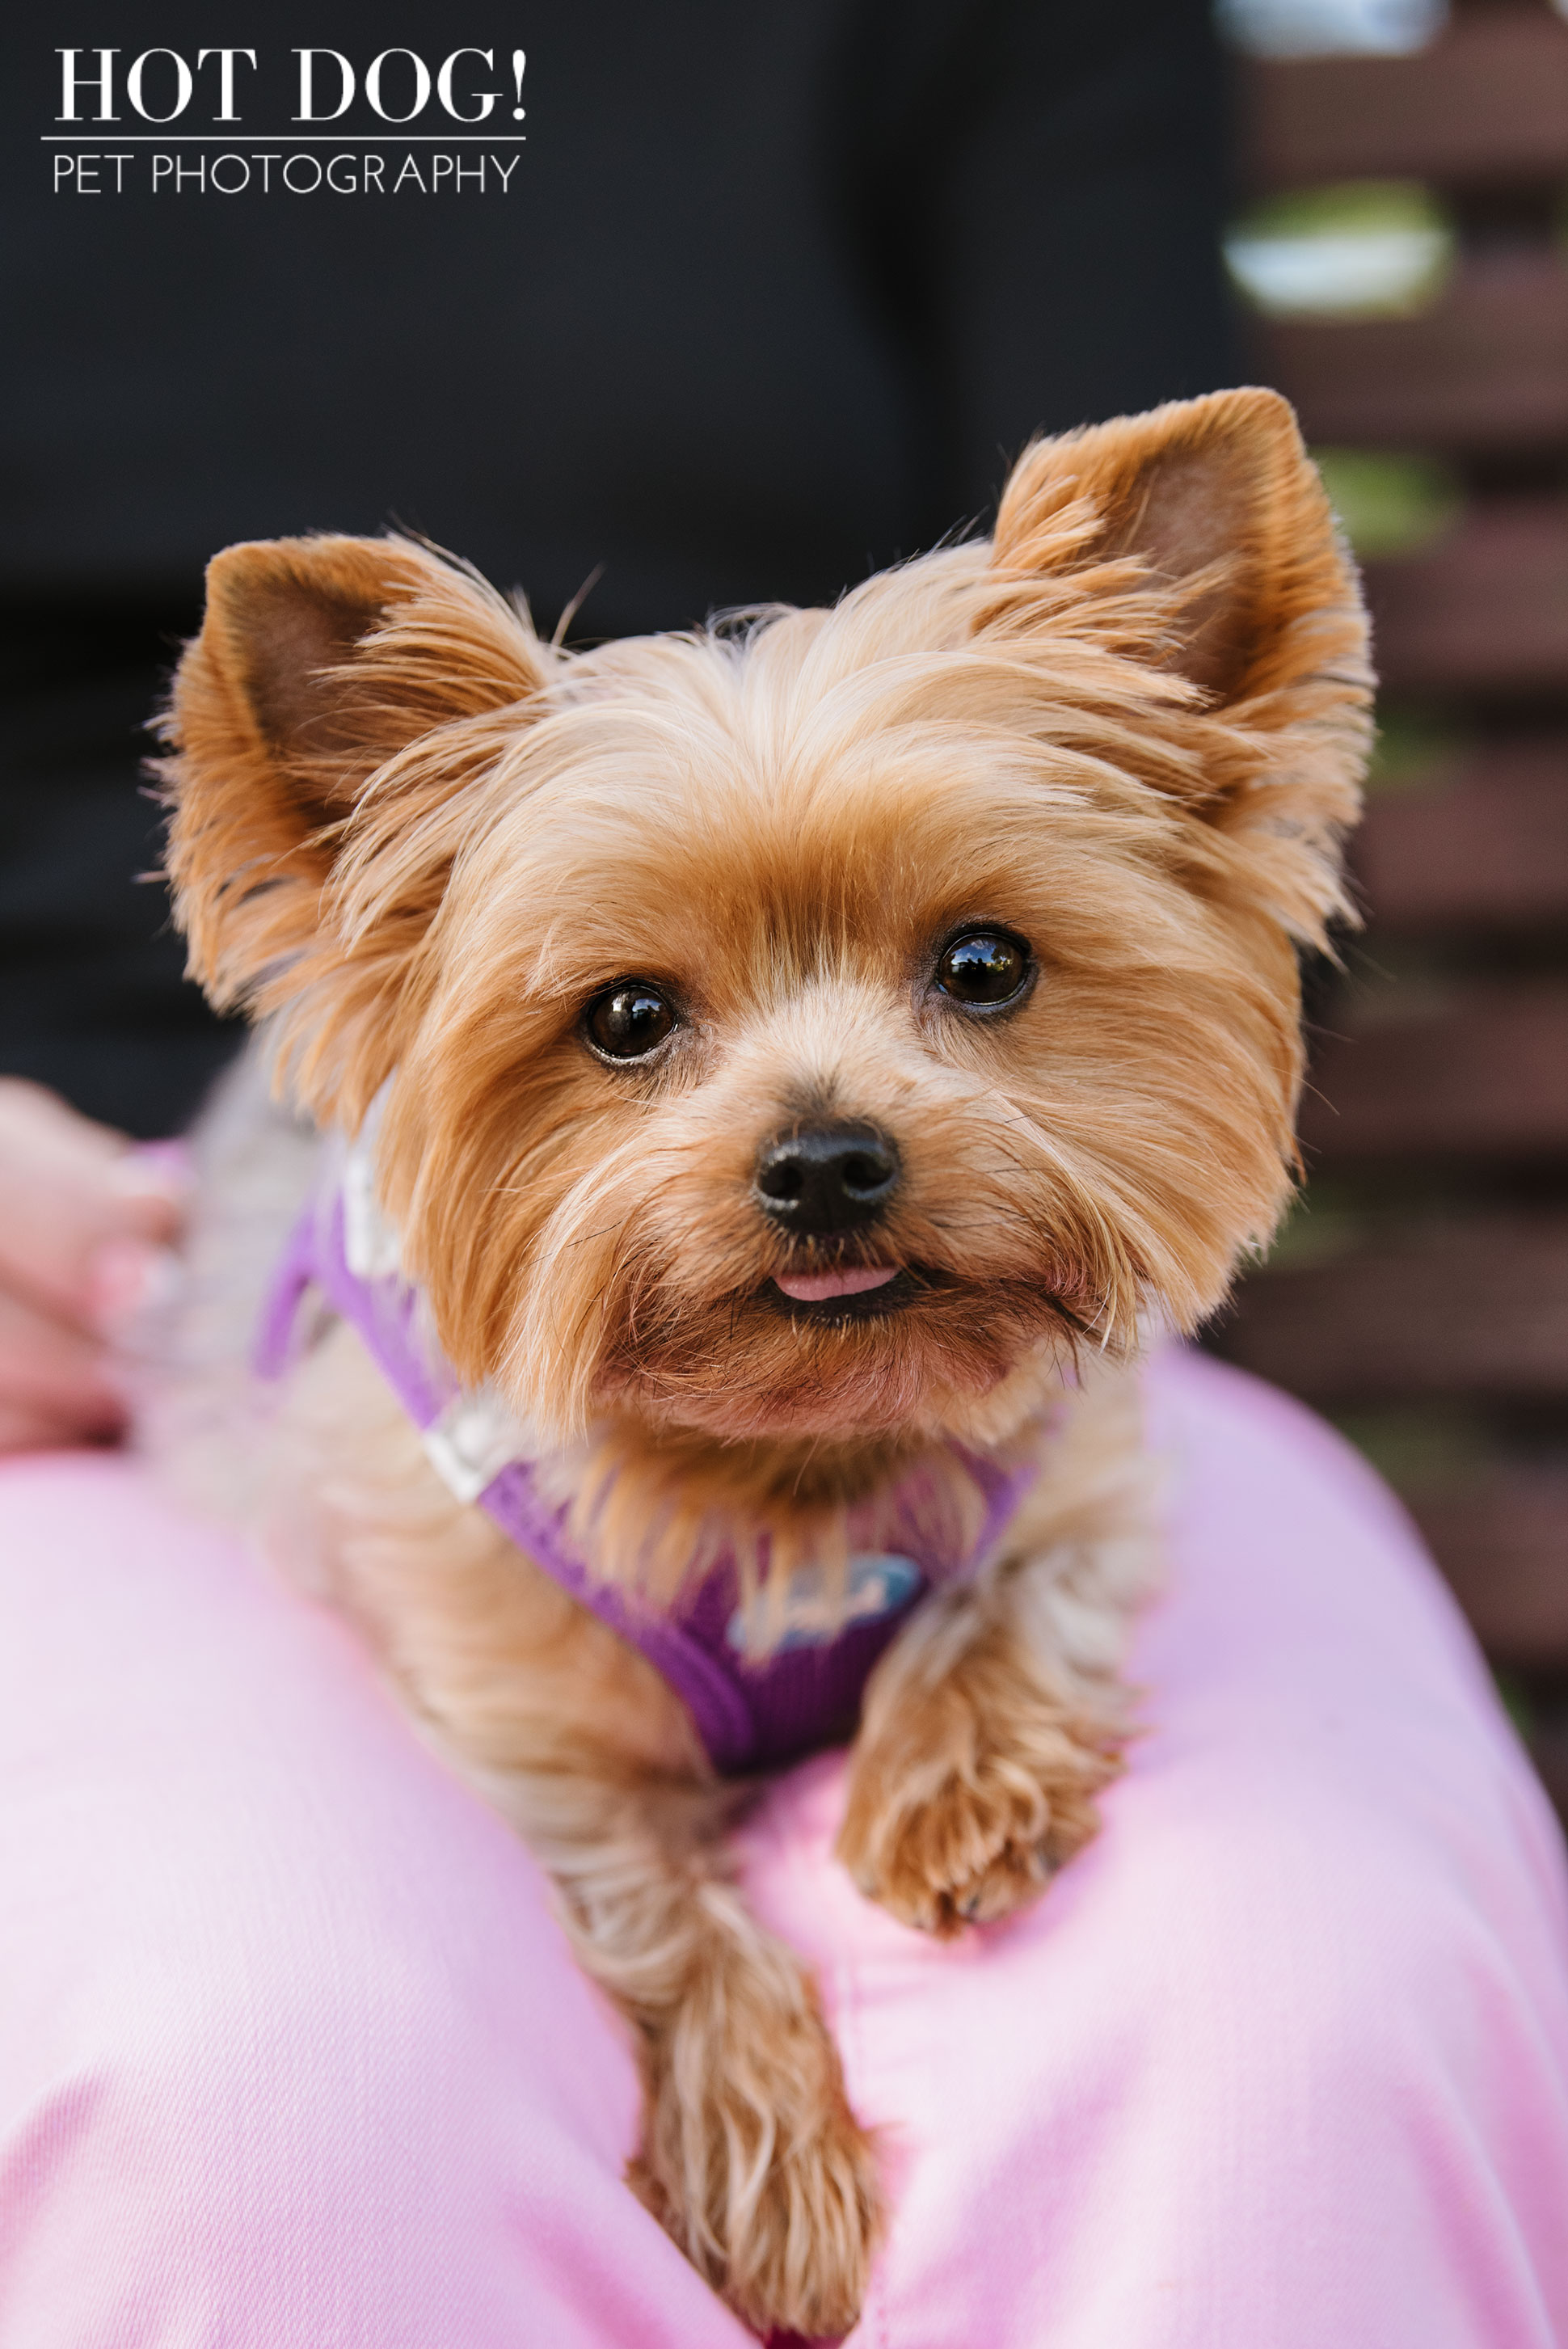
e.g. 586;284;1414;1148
160;533;546;1031
987;389;1372;949
990;386;1363;709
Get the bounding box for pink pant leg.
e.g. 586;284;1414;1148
0;1452;749;2349
740;1351;1568;2348
4;1353;1566;2348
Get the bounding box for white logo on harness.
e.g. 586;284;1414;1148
726;1552;922;1655
422;1385;533;1504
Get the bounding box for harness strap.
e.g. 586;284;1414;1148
257;1183;1034;1773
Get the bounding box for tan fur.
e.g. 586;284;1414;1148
259;1315;882;2337
153;390;1372;2335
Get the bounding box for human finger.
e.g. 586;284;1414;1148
0;1080;189;1321
0;1281;128;1436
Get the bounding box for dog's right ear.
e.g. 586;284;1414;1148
160;532;547;1034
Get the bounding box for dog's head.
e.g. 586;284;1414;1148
162;390;1371;1457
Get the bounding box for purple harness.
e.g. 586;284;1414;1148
258;1181;1033;1775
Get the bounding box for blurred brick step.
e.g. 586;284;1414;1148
1365;502;1568;698
1213;1217;1568;1400
1265;253;1568;454
1245;5;1568;192
1407;1470;1568;1671
1300;982;1568;1162
1528;1712;1568;1833
1353;739;1568;931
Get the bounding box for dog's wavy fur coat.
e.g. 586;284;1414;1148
156;390;1372;2338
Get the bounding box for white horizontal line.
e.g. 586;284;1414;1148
42;134;525;143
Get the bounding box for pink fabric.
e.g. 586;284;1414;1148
0;1349;1565;2347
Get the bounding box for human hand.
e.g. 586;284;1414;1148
0;1079;189;1453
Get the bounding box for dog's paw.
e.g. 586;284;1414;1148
630;1924;882;2338
837;1742;1092;1935
837;1638;1122;1938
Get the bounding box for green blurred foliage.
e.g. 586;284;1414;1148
1226;179;1454;317
1312;448;1462;558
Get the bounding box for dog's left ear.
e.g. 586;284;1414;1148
160;533;547;1094
988;389;1372;947
990;386;1367;711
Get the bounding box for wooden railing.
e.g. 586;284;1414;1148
1265;259;1568;450
1213;0;1568;1818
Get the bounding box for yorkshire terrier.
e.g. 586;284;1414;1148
154;389;1371;2339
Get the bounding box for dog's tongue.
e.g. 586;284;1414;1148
773;1264;899;1304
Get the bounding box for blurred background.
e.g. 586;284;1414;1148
1209;0;1568;1828
2;2;1565;1819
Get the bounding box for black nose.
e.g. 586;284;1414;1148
753;1123;900;1237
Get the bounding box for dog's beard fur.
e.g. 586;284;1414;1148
190;554;1349;1588
152;390;1373;2336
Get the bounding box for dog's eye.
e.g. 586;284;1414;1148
584;982;677;1061
934;930;1030;1009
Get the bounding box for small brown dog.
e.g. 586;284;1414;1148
156;388;1371;2339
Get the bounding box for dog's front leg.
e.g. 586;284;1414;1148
837;1377;1157;1937
505;1765;883;2339
834;1575;1125;1935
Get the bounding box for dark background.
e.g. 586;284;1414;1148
2;1;1237;1135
